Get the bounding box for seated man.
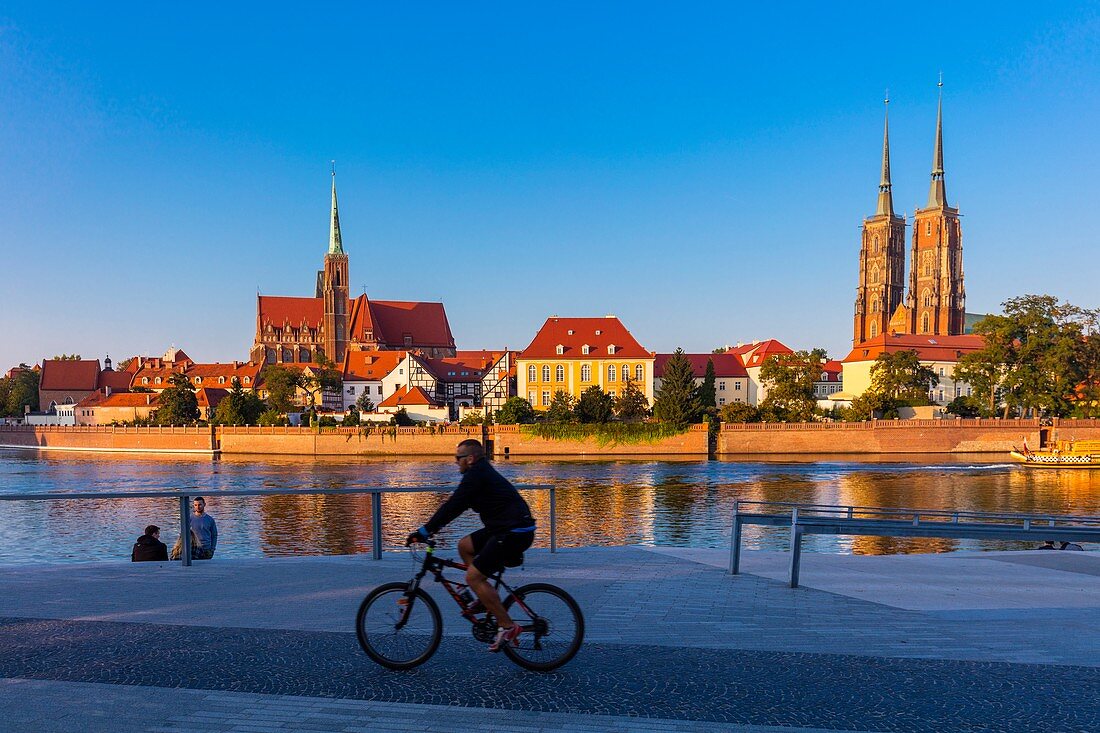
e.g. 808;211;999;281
407;439;536;652
131;525;168;562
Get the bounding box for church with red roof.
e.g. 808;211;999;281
250;172;456;367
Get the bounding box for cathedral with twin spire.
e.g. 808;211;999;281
853;85;966;346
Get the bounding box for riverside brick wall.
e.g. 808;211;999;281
491;424;709;457
717;418;1043;455
217;426;483;456
0;426;215;453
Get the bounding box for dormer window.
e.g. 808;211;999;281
142;377;149;385
556;344;564;355
194;377;202;385
567;330;574;335
243;377;250;385
155;377;162;385
218;376;225;384
595;329;602;336
607;344;616;355
582;344;591;355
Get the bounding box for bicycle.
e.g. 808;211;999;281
355;538;584;671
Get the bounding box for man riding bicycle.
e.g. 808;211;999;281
406;439;535;652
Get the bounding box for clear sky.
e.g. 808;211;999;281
2;2;1099;370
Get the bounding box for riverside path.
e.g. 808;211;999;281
0;546;1098;732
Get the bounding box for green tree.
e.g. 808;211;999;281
696;358;717;411
759;349;825;422
343;404;361;426
2;366;39;417
301;355;342;409
459;410;484;426
355;390;376;413
653;349;700;428
261;365;303;412
154;373;200;425
51;354;82;361
718;402;761;423
843;390;895;421
575;385;614;423
615;376;649;422
945;395;984;418
495;396;536;425
257;409;287;426
390;407;415;426
544;390;577;423
1074;307;1100;417
212;377;265;426
869;350;938;404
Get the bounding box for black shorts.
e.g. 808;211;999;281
469;527;535;576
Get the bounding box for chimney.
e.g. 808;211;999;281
105;386;112;397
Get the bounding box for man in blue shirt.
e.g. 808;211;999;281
190;496;218;559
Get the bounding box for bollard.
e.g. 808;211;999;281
729;504;742;575
788;507;801;588
179;495;192;568
371;491;383;560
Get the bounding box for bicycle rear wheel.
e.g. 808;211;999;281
356;582;442;670
501;582;584;671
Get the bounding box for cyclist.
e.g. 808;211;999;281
406;439;535;652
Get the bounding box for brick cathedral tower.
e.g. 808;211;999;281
854;97;907;344
322;167;349;363
905;84;965;336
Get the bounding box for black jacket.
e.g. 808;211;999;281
131;534;169;562
424;459;534;535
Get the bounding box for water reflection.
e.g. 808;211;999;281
0;450;1097;563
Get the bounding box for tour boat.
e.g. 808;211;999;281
1010;438;1100;468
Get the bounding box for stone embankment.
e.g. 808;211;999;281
3;418;1099;456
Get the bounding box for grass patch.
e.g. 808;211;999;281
520;422;687;447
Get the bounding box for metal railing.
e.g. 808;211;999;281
729;500;1100;588
0;484;555;566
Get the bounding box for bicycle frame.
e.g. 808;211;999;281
396;540;535;630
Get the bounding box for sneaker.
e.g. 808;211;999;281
489;624;521;652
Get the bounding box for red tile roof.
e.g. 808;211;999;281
378;385;442;408
361;299;456;348
342;350;406;381
519;317;651;360
419;351;510;382
654;353;747;379
258;295;325;329
842;334;985;363
730;339;794;368
77;390;158;408
98;369;135;391
818;360;843;382
195;388;231;409
132;362;262;390
39;360;100;391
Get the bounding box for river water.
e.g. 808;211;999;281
0;450;1097;563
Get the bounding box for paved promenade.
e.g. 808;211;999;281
1;546;1098;732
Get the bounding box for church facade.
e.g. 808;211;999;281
251;173;457;366
853;88;966;345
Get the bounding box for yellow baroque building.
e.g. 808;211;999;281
517;316;655;409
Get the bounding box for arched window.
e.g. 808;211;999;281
873;235;880;254
218;376;225;384
265;348;275;364
923;289;932;308
155;377;162;385
635;364;644;381
870;322;878;338
542;365;551;382
528;365;536;382
871;299;879;313
555;365;564;382
608;365;616;382
926;221;932;236
142;377;149;385
581;364;591;382
921;312;930;333
243;377;250;385
870;266;879;284
282;348;293;362
299;347;310;362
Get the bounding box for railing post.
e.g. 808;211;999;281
179;495;192;567
371;491;383;560
789;507;801;588
549;486;557;553
729;502;742;575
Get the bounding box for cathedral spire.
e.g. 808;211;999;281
927;78;948;209
874;92;894;217
328;161;344;254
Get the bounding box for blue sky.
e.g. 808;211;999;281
2;3;1099;370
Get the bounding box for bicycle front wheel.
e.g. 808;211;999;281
501;582;584;672
356;581;442;670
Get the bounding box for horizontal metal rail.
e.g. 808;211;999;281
0;485;555;566
729;500;1100;588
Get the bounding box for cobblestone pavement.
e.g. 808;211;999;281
2;547;1098;732
1;615;1097;732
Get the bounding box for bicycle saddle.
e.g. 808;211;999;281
503;553;524;568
